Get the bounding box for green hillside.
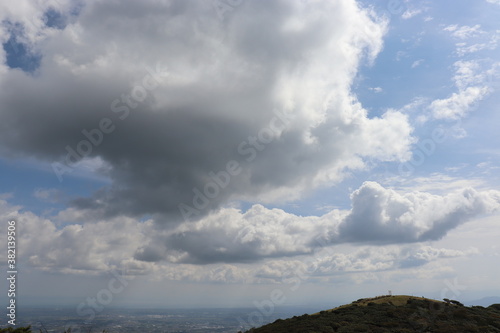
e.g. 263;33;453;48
242;295;500;333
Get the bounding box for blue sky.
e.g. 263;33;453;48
1;0;500;325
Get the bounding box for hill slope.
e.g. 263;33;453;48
242;295;500;333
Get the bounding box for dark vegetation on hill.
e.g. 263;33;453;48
0;328;31;333
242;295;500;333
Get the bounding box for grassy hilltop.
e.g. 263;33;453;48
242;295;500;333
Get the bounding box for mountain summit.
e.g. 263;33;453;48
242;295;500;332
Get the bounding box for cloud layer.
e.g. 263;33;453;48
2;182;497;274
162;181;500;264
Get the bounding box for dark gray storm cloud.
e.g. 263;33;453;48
1;0;409;224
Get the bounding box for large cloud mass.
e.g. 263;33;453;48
0;0;414;223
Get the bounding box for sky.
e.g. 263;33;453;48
0;0;500;320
